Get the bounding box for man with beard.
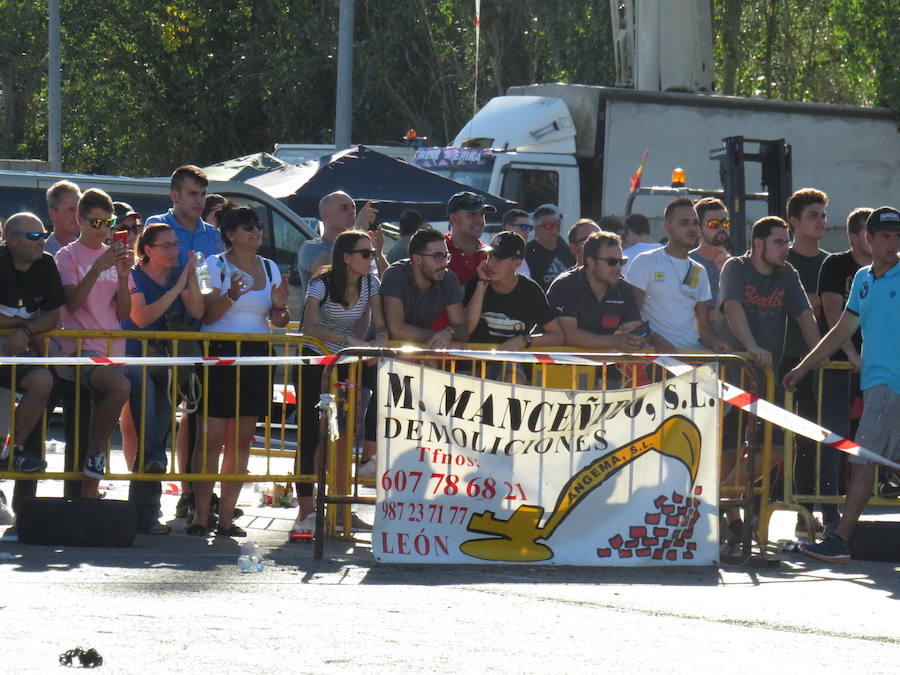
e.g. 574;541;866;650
381;228;468;347
717;217;817;370
625;197;727;352
716;216;819;550
690;198;731;323
445;191;495;286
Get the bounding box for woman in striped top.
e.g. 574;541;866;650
291;231;387;540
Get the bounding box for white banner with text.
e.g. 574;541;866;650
373;360;719;566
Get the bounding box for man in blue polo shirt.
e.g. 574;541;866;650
784;206;900;562
145;165;223;267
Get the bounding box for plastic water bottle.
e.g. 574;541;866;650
224;261;253;292
237;541;264;573
194;252;214;295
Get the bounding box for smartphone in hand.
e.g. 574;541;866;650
112;230;129;248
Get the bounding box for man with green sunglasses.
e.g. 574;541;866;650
55;188;132;495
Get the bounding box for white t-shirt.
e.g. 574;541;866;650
624;246;711;350
202;254;277;334
622;241;663;277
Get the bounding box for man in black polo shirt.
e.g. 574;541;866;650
0;213;64;526
547;231;646;351
382;228;468;347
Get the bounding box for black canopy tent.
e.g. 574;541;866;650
246;145;515;222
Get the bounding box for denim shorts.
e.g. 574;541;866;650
852;385;900;465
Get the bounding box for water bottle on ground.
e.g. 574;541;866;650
237;541;264;573
194;252;214;295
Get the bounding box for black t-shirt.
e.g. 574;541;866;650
546;267;642;335
783;247;828;360
525;239;575;291
0;249;65;318
817;250;863;359
463;275;555;343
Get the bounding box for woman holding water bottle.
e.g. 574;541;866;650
187;203;290;538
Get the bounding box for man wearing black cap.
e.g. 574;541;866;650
445;191;495;286
464;231;563;350
525;204;576;291
785;206;900;562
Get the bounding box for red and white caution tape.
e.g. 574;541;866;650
1;347;895;470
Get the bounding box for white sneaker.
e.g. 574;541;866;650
0;492;14;526
289;513;315;543
356;458;376;480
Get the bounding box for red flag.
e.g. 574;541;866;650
630;149;649;193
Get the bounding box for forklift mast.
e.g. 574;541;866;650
625;136;792;254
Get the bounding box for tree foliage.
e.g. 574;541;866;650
0;1;894;176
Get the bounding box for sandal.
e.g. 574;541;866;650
216;524;247;538
185;523;208;536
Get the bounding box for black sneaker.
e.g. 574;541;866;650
83;453;107;480
175;493;191;519
13;454;47;473
801;533;850;563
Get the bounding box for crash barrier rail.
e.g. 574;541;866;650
765;360;900;543
313;347;766;564
0;329;331;494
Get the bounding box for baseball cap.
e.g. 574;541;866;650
113;201;142;221
447;191;497;216
866;206;900;234
484;231;525;259
532;203;562;222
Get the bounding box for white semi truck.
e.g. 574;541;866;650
410;84;900;251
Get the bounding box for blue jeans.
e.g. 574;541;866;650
124;366;171;528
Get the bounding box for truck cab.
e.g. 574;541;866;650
411;97;581;234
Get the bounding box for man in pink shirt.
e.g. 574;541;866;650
55;188;132;494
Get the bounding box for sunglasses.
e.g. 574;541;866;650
512;223;534;232
540;222;561;230
87;217;117;229
115;223;142;233
594;256;628;267
350;248;376;259
10;231;51;241
705;218;730;229
239;222;264;231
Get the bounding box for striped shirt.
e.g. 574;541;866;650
307;272;380;353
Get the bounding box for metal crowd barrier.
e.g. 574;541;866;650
0;329;329;493
313;346;765;564
764;360;897;543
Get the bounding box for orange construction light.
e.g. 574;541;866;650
671;167;686;187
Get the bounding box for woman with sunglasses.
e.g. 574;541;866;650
187;203;290;538
119;223;203;534
290;230;388;541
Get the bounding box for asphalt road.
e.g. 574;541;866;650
2;485;900;674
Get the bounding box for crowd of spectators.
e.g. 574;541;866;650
0;167;897;563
